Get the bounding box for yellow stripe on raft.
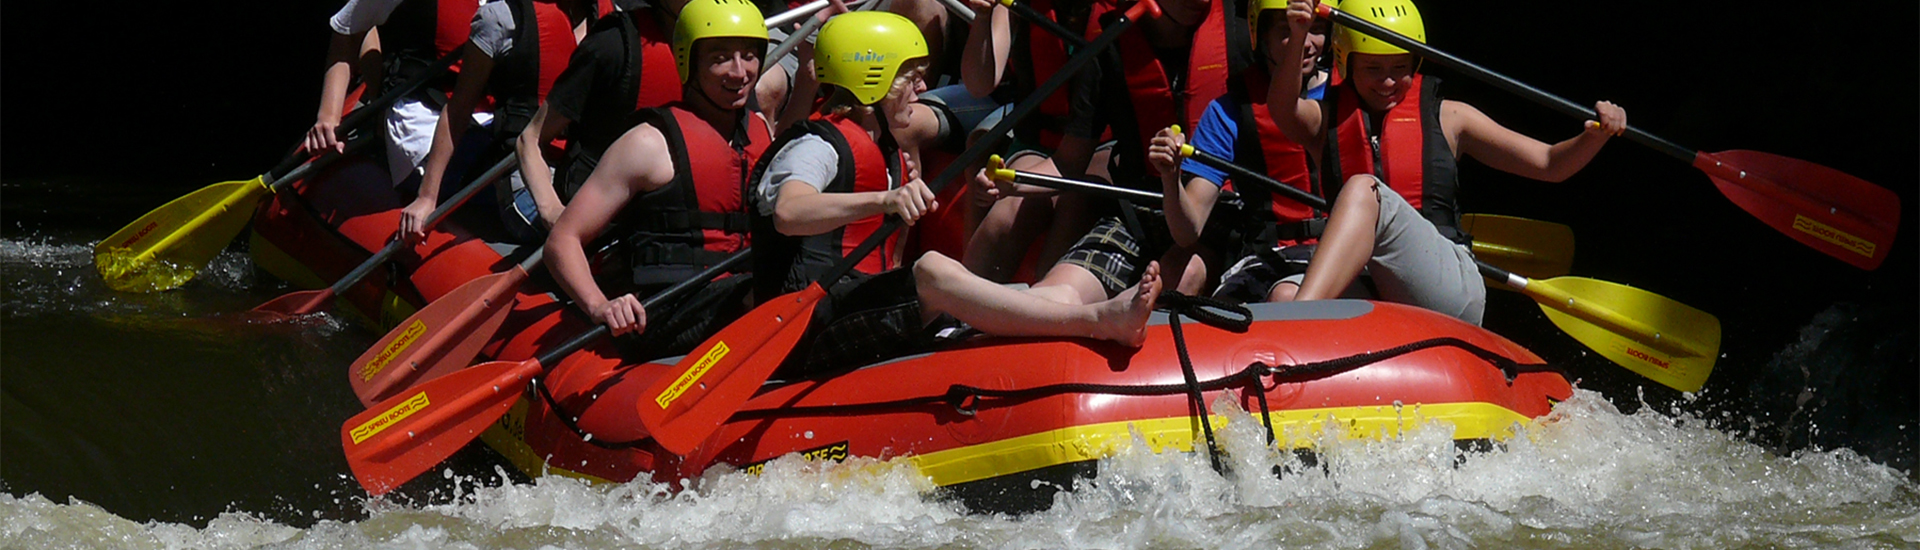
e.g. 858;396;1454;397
907;402;1534;487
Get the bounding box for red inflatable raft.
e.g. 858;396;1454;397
252;152;1573;512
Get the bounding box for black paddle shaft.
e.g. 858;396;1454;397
1184;147;1532;282
1318;5;1694;163
817;0;1160;287
530;249;754;367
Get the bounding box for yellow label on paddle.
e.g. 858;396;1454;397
657;341;730;410
1792;214;1876;259
350;391;431;444
362;320;427;381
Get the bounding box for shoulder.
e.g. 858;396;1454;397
771;133;838;164
1439;99;1497;135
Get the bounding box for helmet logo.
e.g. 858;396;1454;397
1368;6;1407;17
845;51;890;63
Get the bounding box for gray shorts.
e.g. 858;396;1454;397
1362;176;1486;325
1213;178;1484;324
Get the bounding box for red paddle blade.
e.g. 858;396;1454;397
342;358;542;496
637;284;827;456
1695;150;1900;270
251;288;335;316
349;268;526;406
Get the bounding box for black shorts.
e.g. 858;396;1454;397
778;268;959;379
1211;245;1315;304
617;273;756;361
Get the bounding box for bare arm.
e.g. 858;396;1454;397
1147;128;1219;248
1449;99;1625;183
402;43;493;240
958;1;1011;98
545;124;675;335
1266;0;1325;156
515;101;572;228
305;31;366;154
774;181;924;235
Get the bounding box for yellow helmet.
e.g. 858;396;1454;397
1331;0;1423;78
672;0;769;83
1249;0;1334;49
814;11;929;105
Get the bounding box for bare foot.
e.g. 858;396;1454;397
1093;261;1161;347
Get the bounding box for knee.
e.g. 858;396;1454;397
914;250;962;284
1339;174;1379;198
1267;282;1299;302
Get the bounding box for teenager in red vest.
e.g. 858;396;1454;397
1150;0;1328;303
510;0;689;234
546;0;774;356
1266;0;1626;324
754;12;1165;377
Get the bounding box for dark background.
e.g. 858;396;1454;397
2;0;1915;520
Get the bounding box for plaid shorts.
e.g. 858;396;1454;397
1055;213;1171;298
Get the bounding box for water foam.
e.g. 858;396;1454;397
6;390;1915;549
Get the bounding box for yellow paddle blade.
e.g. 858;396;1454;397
1522;276;1719;392
95;177;271;292
1463;213;1574;280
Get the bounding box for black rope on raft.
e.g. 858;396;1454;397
1166;297;1228;475
530;377;651;450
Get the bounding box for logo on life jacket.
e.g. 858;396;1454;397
350;391;432;444
1791;214;1876;259
657;341;731;409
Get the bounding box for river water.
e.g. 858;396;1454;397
3;180;1917;548
4;0;1918;547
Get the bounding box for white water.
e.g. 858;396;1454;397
6;390;1916;550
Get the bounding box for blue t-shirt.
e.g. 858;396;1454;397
1179;81;1326;188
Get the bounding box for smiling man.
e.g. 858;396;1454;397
544;0;774;357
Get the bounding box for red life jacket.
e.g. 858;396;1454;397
556;6;683;202
1227;67;1321;245
619;7;683;112
490;0;584;136
1017;0;1105;149
1096;0;1243;180
752;113;907;298
618;104;772;287
1322;74;1464;240
816;114;905;276
378;0;484;101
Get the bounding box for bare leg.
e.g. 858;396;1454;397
916;252;1162;346
1266;281;1300;302
1295;175;1381;301
964;153;1059;281
1161;244;1212;296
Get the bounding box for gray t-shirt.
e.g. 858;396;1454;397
470;0;517;59
329;0;407;35
754;134;841;216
